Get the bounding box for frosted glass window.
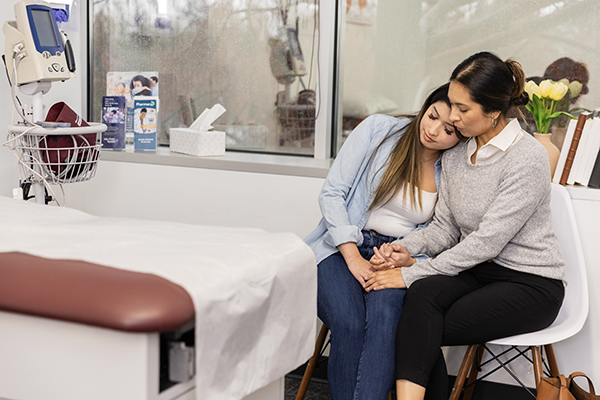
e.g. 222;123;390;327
90;0;319;155
339;0;600;152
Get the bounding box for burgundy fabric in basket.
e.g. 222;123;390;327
42;102;97;178
45;102;89;127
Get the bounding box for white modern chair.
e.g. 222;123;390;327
449;183;589;400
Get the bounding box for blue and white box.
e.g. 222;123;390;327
101;96;126;150
133;96;158;150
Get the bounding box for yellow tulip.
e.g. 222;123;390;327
539;80;554;98
548;81;569;101
558;78;570;86
569;80;583;98
525;80;541;100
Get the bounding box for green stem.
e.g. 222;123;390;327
543;99;550;134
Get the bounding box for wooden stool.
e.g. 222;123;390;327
295;324;330;400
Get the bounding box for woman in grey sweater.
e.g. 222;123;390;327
367;52;566;400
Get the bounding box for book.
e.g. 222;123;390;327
587;148;600;188
567;117;594;185
133;97;159;150
559;113;590;185
101;96;127;150
575;117;600;186
553;119;577;183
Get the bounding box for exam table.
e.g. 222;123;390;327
0;196;318;400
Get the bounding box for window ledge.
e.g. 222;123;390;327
100;146;332;179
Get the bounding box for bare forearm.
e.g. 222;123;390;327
338;242;362;265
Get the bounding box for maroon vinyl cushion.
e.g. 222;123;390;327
0;252;195;332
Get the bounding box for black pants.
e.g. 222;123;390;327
395;261;564;400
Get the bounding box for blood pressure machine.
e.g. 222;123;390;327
3;0;105;204
4;0;75;85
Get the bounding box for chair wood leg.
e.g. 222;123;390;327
295;324;330;400
531;346;544;390
463;345;484;400
449;344;479;400
544;344;560;377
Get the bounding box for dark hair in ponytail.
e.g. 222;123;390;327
450;52;528;116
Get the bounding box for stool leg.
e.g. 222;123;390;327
295;324;329;400
449;344;478;400
544;344;559;377
463;344;484;400
531;346;544;390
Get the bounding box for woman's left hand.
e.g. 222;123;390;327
365;268;406;292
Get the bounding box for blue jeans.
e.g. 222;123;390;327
318;230;407;400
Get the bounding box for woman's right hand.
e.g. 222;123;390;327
338;242;374;288
347;256;375;288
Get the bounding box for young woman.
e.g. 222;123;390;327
304;83;463;400
367;52;566;400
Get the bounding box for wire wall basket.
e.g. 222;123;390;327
7;123;106;185
276;104;315;148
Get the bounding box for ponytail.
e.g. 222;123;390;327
505;59;529;106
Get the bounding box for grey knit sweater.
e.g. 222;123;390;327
394;133;566;288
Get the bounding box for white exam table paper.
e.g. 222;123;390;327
0;196;318;400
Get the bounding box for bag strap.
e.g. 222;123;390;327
570;372;596;394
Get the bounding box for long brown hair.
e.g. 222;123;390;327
368;83;456;212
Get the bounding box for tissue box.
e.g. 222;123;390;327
169;128;225;156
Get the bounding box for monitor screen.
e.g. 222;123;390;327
287;28;303;61
31;9;58;47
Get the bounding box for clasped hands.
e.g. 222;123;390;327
360;243;416;292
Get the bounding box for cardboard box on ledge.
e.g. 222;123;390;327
169;128;225;156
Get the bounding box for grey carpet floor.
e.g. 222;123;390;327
285;376;331;400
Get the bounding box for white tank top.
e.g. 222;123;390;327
364;186;437;238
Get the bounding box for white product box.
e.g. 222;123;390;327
169;128;225;157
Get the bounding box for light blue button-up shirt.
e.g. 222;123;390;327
305;114;442;265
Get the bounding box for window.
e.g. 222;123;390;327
339;0;600;152
91;0;600;160
90;0;320;156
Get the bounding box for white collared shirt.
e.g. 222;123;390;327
466;119;524;165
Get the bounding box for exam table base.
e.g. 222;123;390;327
0;311;283;400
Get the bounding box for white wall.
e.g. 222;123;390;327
62;161;325;238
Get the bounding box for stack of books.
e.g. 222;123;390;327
553;112;600;188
